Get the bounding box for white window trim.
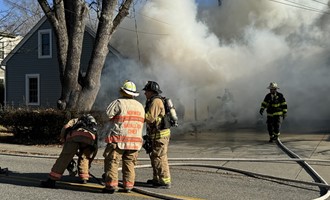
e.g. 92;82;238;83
38;29;52;58
0;41;4;60
25;74;40;106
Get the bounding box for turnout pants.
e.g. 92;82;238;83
150;136;171;185
266;116;281;138
49;141;92;181
103;143;138;190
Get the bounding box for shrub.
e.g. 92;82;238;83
0;108;108;145
0;108;67;144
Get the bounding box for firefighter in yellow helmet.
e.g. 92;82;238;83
259;82;288;142
143;81;171;189
102;80;145;193
40;114;98;188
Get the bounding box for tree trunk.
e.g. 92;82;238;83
38;0;133;112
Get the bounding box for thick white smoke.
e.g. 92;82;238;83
100;0;330;131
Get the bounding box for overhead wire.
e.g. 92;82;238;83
282;0;328;11
60;0;170;36
269;0;330;15
309;0;329;6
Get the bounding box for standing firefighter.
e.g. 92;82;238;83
143;81;171;189
40;114;98;188
102;80;145;194
259;82;288;142
218;88;237;124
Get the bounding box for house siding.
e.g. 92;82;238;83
6;21;59;107
5;19;100;108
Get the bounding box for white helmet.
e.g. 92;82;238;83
267;82;279;89
121;80;139;97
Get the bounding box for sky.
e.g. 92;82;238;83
96;0;330;131
0;0;7;11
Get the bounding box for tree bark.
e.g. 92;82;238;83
38;0;133;112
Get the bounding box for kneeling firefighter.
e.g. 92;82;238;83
41;114;98;188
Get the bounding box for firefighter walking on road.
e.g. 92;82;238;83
143;81;171;189
102;80;145;194
259;82;288;142
40;114;98;188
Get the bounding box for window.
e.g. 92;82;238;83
25;74;40;105
0;42;4;59
38;29;52;58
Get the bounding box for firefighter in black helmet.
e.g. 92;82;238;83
259;82;287;142
143;81;162;94
143;81;171;189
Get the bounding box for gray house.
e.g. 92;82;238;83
1;16;123;109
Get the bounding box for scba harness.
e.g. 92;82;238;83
145;95;178;130
142;96;178;154
65;114;99;175
71;114;98;135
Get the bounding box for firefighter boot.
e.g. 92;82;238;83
269;134;276;143
40;178;56;188
80;179;88;184
124;187;132;193
102;186;119;194
147;179;161;186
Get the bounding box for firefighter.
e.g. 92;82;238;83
259;82;288;142
143;81;171;189
40;114;98;188
102;80;145;193
218;88;237;124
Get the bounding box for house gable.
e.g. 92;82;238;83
3;16;122;108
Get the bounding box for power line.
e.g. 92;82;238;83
269;0;330;15
118;26;169;36
87;17;169;36
283;0;328;11
136;12;171;26
309;0;329;6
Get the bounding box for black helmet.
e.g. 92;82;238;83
79;114;97;125
142;81;162;94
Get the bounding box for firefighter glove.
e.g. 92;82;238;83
259;108;264;116
142;135;152;154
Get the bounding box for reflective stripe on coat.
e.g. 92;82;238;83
105;98;145;150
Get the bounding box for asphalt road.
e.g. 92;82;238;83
1;129;330;200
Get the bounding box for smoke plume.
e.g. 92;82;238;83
99;0;330;131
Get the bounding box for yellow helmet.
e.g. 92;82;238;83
121;80;139;97
267;82;279;89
